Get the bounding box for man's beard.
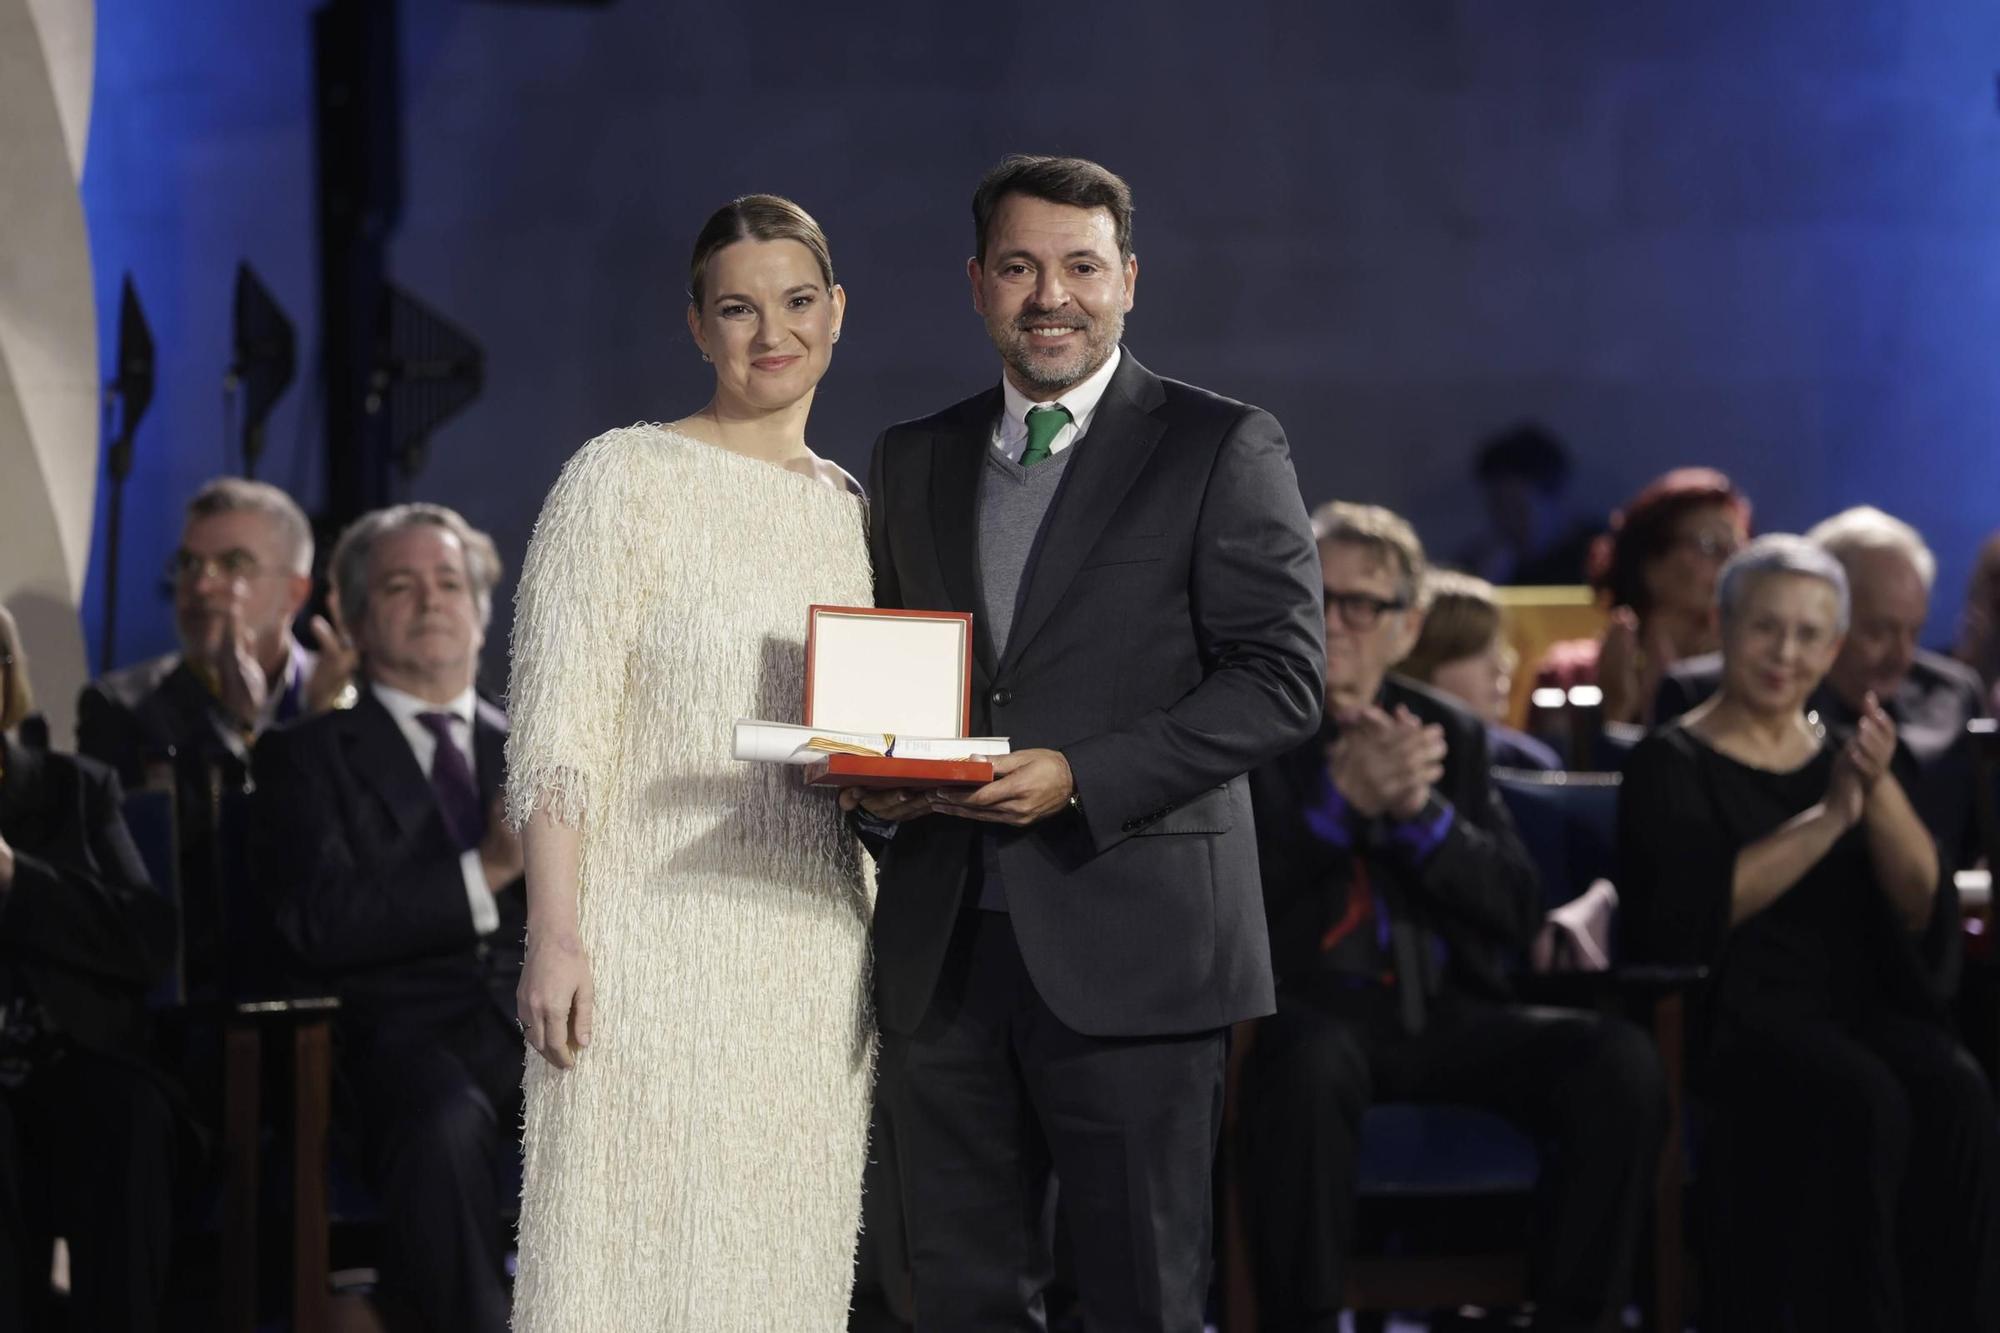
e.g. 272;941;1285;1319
990;304;1124;394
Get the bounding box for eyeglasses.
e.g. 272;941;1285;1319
1323;590;1409;630
167;549;266;584
1674;531;1741;561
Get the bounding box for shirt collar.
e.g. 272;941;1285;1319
999;345;1122;441
371;680;477;731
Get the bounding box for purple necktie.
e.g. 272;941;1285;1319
417;712;486;852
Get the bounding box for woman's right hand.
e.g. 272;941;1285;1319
1595;608;1646;725
519;926;594;1070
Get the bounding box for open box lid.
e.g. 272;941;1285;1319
804;605;974;740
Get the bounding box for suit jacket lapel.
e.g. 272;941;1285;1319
1000;353;1166;673
929;389;1002;682
342;691;436;838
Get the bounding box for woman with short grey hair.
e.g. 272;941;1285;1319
1619;533;1999;1328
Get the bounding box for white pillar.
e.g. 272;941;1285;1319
0;0;97;746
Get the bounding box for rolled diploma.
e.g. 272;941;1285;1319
733;719;890;765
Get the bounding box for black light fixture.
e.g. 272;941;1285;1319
99;274;156;674
229;262;297;479
371;282;484;481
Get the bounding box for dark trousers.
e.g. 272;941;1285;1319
343;1007;523;1333
0;1047;178;1332
1703;1011;2000;1333
1241;989;1666;1333
881;909;1226;1332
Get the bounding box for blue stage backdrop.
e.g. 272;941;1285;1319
81;1;2000;685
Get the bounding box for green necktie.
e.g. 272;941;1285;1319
1020;404;1072;468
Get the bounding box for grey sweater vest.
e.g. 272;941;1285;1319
974;443;1078;909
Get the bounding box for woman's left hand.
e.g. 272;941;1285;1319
1846;691;1898;793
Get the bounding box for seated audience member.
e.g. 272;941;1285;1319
1397;569;1560;771
1452;422;1599;586
1534;468;1751;728
1656;507;1985;993
77;478;353;996
0;607;179;1331
1243;502;1666;1333
1620;535;1998;1332
250;504;522;1332
1957;528;2000;714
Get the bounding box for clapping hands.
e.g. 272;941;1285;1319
1595;607;1684;726
303;613;358;714
1328;704;1446;821
210;604;270;729
1826;692;1897;827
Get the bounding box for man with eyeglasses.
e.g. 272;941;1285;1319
77;477;353;997
1240;500;1666;1333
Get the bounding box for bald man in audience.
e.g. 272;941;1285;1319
78;478;353;997
1657;505;1987;995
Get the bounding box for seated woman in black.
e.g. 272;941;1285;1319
0;607;179;1331
1620;534;1998;1333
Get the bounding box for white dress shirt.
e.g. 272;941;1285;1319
990;346;1122;464
371;681;500;936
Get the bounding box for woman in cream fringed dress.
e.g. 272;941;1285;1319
503;196;875;1330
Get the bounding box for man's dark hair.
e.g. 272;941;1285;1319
972;155;1135;265
1474;421;1573;494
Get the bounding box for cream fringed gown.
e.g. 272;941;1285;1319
503;425;877;1331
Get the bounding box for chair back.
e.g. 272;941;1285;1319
1971;718;2000;873
1491;767;1622;913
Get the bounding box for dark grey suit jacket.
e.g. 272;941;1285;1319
866;350;1325;1038
0;738;174;1057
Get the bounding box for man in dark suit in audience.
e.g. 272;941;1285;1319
1243;501;1666;1333
251;503;522;1332
1655;505;1986;994
77;478;353;998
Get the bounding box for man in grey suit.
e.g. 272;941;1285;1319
848;155;1325;1330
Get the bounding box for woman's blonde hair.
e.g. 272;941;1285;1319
0;605;33;732
1398;570;1512;683
687;194;835;309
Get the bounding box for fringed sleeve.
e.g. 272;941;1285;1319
504;429;650;831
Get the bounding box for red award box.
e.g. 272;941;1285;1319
800;605;997;789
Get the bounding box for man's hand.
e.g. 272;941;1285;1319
479;800;526;891
838;786;935;824
1328;706;1445;821
303;614;358;714
211;604;269;729
0;830;14;894
929;749;1075;827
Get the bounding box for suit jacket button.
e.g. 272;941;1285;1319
990;688;1013;707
